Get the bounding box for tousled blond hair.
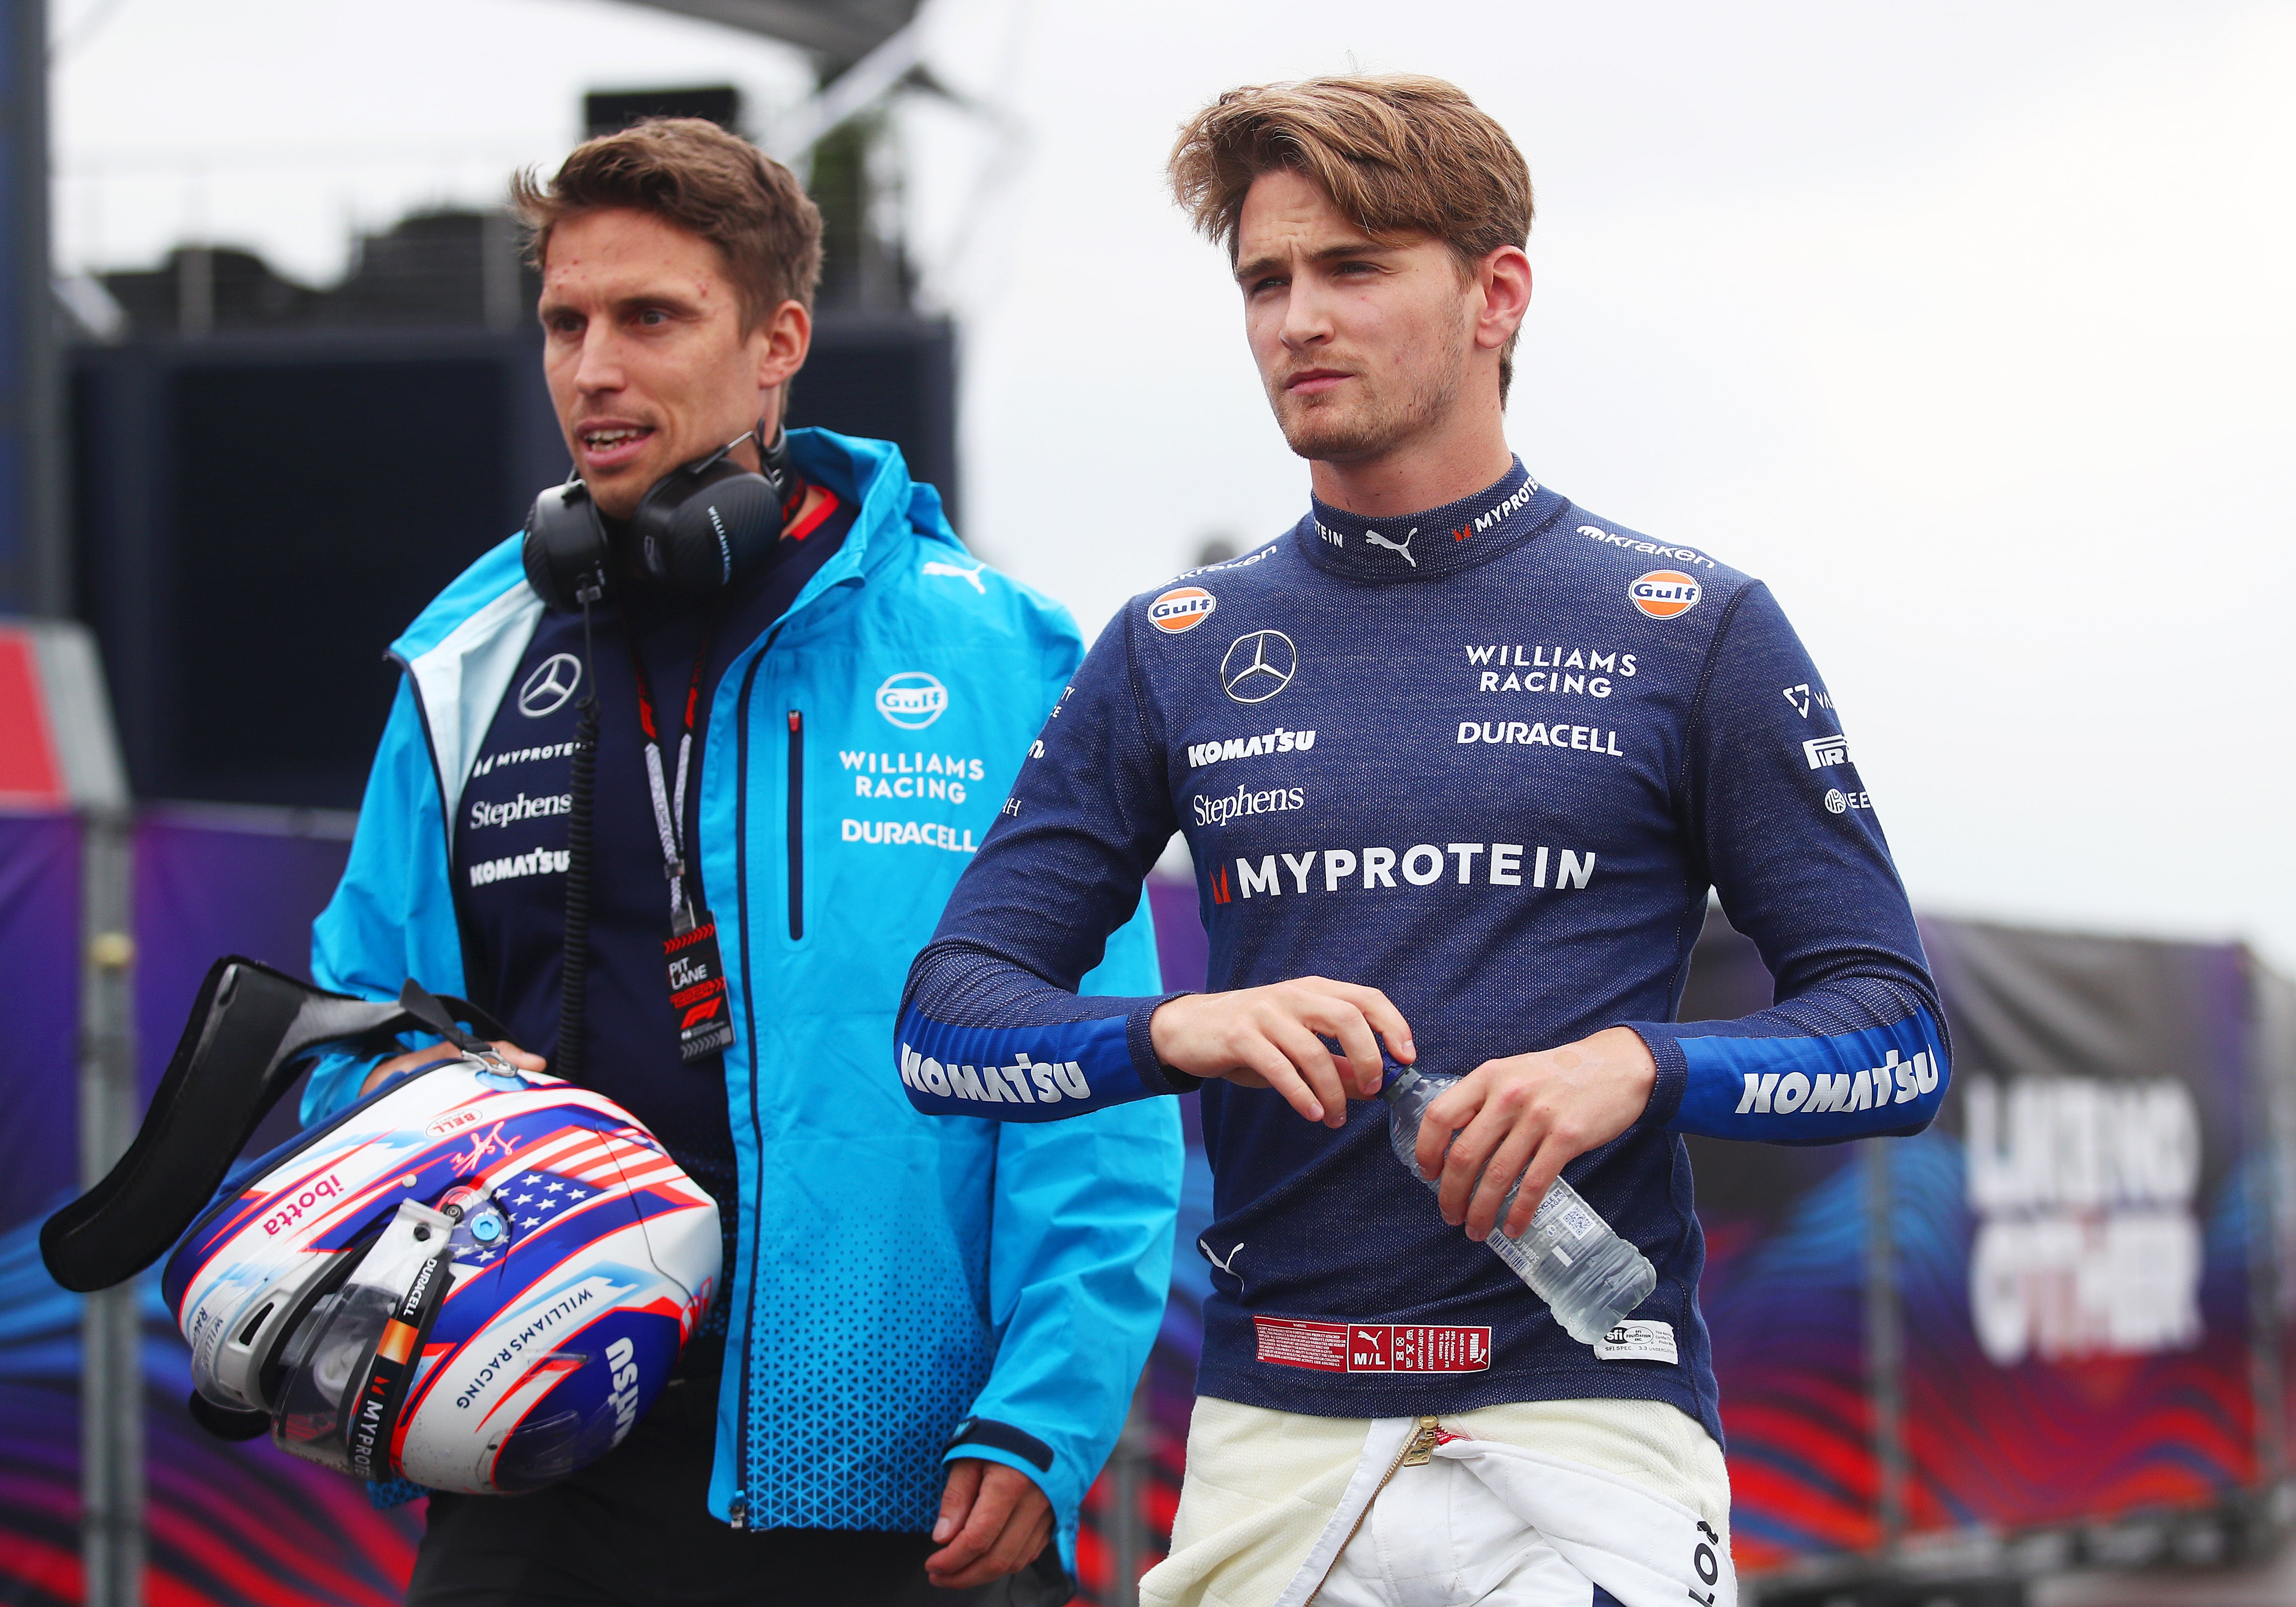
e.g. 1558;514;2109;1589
1169;75;1534;399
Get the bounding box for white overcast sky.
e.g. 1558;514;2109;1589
53;0;2296;967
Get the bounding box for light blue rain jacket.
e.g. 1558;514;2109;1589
303;430;1181;1564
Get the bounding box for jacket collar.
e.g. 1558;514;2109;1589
775;427;960;626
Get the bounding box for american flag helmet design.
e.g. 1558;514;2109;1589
162;1057;719;1495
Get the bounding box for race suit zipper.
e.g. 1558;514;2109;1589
785;709;804;939
1302;1417;1443;1605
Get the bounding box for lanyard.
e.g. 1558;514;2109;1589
623;608;718;933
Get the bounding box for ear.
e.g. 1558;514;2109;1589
1473;246;1532;353
756;298;813;393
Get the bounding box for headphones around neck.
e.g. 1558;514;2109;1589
521;424;797;612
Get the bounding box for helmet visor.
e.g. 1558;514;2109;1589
271;1201;455;1480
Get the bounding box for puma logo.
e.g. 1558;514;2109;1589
921;560;987;594
1201;1238;1246;1280
1363;528;1417;567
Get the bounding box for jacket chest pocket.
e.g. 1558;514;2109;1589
783;708;805;941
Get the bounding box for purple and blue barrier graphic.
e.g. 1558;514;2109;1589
0;813;90;1606
0;806;419;1607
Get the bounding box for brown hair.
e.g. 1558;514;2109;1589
511;117;824;329
1168;75;1534;398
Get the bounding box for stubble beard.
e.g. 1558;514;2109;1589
1270;340;1467;468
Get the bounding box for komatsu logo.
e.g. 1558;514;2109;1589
605;1336;641;1440
1734;1049;1939;1115
900;1044;1090;1106
1186;727;1315;768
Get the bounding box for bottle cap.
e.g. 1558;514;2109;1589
1377;1057;1419;1104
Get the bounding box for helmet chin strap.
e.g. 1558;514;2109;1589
40;958;511;1295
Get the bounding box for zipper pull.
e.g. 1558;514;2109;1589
787;710;801;734
728;1493;748;1530
1401;1416;1443;1467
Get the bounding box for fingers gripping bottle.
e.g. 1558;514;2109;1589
1381;1066;1657;1345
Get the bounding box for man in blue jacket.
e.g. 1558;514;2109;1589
305;117;1180;1605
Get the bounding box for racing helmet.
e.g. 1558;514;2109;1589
43;958;719;1495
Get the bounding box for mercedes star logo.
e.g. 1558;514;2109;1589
1219;630;1297;705
518;653;583;718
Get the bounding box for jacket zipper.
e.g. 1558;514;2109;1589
1302;1417;1443;1606
730;639;775;1527
785;710;804;940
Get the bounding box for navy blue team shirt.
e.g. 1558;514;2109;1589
897;462;1947;1442
456;488;855;1335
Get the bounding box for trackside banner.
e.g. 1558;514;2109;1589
1681;910;2286;1576
1909;920;2265;1536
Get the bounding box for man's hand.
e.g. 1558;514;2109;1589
1413;1027;1657;1239
1149;978;1413;1128
927;1458;1051;1590
357;1040;546;1098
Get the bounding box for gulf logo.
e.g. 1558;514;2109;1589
1628;570;1702;620
1149;586;1218;634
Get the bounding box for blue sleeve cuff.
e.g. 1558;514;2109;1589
945;1415;1055;1473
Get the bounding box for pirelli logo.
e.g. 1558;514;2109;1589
1803;733;1851;770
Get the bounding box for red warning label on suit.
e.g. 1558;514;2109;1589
1253;1317;1491;1373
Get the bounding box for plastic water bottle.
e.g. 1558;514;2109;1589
1381;1066;1657;1345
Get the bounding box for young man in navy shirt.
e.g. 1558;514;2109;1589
898;76;1947;1607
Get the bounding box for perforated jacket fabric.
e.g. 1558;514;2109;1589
899;462;1946;1443
304;430;1181;1562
